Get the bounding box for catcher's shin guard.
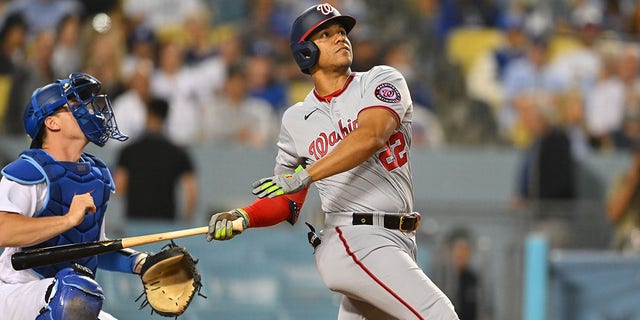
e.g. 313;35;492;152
36;265;105;320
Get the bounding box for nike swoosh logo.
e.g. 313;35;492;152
304;108;319;120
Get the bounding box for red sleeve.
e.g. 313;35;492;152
241;187;309;227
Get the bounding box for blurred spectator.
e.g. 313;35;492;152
242;0;293;44
0;11;28;135
381;40;433;110
583;41;625;150
511;95;575;248
203;0;248;26
442;228;481;320
467;12;526;114
114;97;198;223
602;0;625;33
121;25;157;80
194;31;246;98
21;30;55;101
612;44;640;150
350;27;380;72
550;3;602;96
500;33;564;147
0;11;26;66
112;59;154;143
183;9;216;65
245;51;289;113
239;0;295;83
51;13;82;79
122;0;206;31
7;0;83;37
615;114;640;152
83;30;127;99
435;0;505;41
151;40;202;146
626;1;640;36
201;62;277;148
512;94;575;208
522;0;557;30
557;88;589;160
618;44;640;114
411;103;446;148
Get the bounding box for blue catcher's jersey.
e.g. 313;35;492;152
1;149;114;278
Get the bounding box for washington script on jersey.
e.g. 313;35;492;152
308;118;358;160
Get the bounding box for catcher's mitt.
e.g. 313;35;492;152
136;241;205;318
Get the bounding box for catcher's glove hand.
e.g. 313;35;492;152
136;241;205;318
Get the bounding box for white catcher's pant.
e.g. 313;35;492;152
315;225;459;320
0;278;116;320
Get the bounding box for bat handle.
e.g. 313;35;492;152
232;217;245;233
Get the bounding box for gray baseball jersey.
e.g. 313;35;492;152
273;65;459;319
275;65;414;214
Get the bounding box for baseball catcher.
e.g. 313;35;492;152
136;241;205;318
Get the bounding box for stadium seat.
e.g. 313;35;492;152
445;27;503;75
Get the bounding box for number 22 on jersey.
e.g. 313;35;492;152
379;131;407;171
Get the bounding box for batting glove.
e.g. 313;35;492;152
206;209;249;241
251;166;311;198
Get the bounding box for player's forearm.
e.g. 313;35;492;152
307;107;397;181
98;248;145;274
113;167;128;195
308;127;387;181
242;188;308;227
182;174;198;221
0;212;74;247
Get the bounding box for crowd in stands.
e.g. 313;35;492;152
1;0;640;155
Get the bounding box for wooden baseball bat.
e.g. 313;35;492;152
11;219;244;271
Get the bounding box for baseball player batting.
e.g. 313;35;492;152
208;3;460;319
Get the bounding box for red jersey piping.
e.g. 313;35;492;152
313;73;355;103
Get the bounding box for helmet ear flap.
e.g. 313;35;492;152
291;41;319;74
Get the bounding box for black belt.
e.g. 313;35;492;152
352;213;421;232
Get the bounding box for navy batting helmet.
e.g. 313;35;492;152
290;3;356;74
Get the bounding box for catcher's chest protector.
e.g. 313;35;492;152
2;149;113;277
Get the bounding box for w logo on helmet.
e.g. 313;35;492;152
316;3;335;15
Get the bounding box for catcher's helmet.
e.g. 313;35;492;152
24;72;128;148
290;3;356;74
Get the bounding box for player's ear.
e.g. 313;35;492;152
43;115;62;132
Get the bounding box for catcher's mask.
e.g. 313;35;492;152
290;3;356;74
24;72;128;148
